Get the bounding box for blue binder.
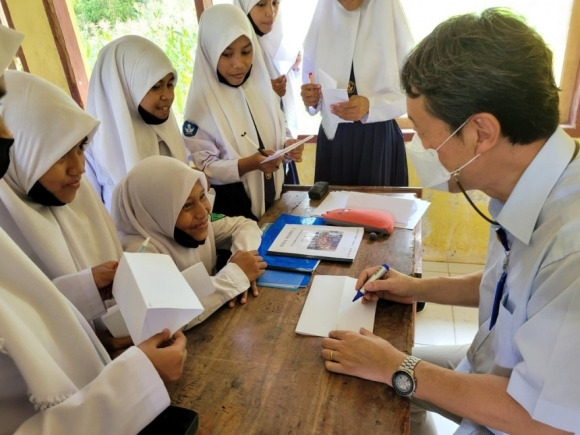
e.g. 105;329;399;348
259;214;323;273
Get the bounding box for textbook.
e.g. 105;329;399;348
259;214;322;273
267;224;364;262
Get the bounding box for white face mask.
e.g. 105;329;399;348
406;117;479;191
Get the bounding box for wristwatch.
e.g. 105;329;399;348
391;355;421;397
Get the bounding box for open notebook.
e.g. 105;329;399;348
296;275;377;337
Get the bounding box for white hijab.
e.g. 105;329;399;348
302;0;414;139
0;70;122;279
0;229;108;411
183;4;286;219
0;31;107;412
0;25;24;71
112;155;217;273
86;35;188;207
233;0;300;137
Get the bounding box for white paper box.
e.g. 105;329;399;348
113;252;204;344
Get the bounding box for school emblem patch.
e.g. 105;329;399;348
183;121;199;137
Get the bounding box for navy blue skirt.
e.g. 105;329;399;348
314;119;408;186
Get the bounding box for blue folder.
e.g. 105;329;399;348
259;214;323;273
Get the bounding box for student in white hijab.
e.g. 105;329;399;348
0;25;187;434
0;70;123;326
85;35;189;211
233;0;303;183
233;0;301;137
301;0;414;186
183;4;303;221
112;155;266;327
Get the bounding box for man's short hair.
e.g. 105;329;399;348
401;8;559;144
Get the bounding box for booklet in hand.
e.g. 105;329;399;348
111;252;204;344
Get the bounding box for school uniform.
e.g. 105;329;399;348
0;71;122;322
183;4;288;220
303;0;414;186
112;156;263;328
0;230;168;434
0;27;168;433
234;0;302;184
85;35;188;210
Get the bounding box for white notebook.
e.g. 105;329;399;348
295;275;377;337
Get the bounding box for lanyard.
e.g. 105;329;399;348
489;227;510;330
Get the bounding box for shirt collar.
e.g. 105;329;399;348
490;127;576;244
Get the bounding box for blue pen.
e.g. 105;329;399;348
352;263;390;302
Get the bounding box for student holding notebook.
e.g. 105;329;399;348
233;0;303;182
300;0;413;186
182;4;303;221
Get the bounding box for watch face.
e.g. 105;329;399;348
393;372;413;395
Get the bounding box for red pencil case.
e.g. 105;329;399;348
322;208;395;235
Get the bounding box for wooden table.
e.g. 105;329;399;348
170;186;421;434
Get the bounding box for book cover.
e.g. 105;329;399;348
267;224;363;262
259;214;323;272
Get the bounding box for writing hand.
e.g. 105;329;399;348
356;266;416;305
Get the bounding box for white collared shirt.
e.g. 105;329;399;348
459;128;580;433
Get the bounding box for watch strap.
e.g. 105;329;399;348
400;355;421;373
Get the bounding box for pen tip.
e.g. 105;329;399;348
352;292;362;302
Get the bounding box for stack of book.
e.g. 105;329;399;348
257;214;364;290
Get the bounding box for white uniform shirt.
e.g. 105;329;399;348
458;128;580;433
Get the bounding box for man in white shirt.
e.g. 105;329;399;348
319;8;580;434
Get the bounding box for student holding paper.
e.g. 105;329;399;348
182;4;303;220
0;70;131;356
300;0;414;186
0;25;187;434
112;155;266;327
233;0;303;183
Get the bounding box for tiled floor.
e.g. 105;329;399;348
415;261;482;434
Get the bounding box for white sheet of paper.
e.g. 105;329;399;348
312;191;430;230
112;252;204;344
181;261;215;299
260;135;315;163
295;275;377;337
318;68;351;132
